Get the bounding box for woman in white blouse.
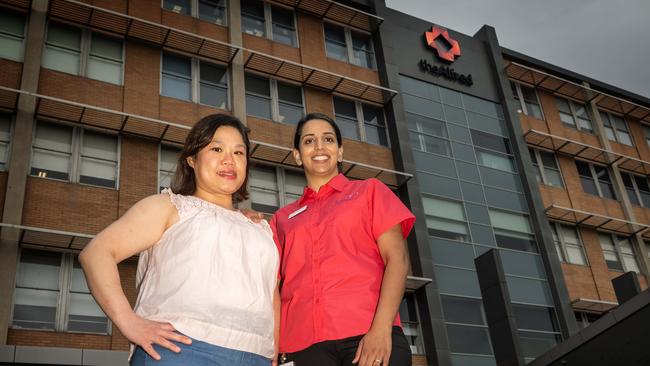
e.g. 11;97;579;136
80;114;279;366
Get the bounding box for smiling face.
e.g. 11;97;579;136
187;125;247;208
293;119;343;189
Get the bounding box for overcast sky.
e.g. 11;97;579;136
386;0;650;99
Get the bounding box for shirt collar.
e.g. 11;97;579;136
298;173;348;205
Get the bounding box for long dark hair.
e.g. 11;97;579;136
171;113;250;203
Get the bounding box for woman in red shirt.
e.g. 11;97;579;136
271;113;415;366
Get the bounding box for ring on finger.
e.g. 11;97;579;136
373;360;383;365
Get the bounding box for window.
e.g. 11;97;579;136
441;295;493;356
324;23;375;68
163;0;228;25
399;293;424;355
0;11;26;62
333;97;387;146
422;196;468;241
550;223;587;265
598;233;640;272
574;311;602;329
600;111;633;146
31;122;119;188
161;53;229;109
511;81;543;120
529;148;563;188
43;23;124;85
471;129;515;172
489;209;537;252
406;112;450;156
12;249;109;334
245;74;304;124
241;0;297;47
574;161;616;199
555;97;593;132
512;304;561;360
0;115;11;170
620;172;650;207
249;164;306;213
159;145;181;192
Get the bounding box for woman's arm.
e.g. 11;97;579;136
79;194;191;360
353;224;409;366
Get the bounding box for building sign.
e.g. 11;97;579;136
425;26;461;62
419;26;473;86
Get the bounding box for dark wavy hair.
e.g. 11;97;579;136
293;112;343;171
171;113;250;203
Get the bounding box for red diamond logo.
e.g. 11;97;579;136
425;26;461;62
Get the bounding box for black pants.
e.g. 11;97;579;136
281;326;412;366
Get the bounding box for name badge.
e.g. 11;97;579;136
280;362;295;366
288;205;307;219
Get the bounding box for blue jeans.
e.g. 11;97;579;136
130;337;271;366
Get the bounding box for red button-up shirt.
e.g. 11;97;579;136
270;174;415;353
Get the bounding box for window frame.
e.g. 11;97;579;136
323;22;375;69
554;96;593;133
399;292;426;355
0;114;13;171
529;148;564;188
0;11;27;62
160;52;230;110
620;171;650;207
11;248;112;335
575;160;617;200
158;144;182;192
511;81;544;120
422;195;469;242
43;22;125;85
332;96;389;147
598;232;641;273
29;121;121;190
599;110;633;146
162;0;228;26
249;163;306;214
244;73;305;124
550;223;588;266
241;0;298;47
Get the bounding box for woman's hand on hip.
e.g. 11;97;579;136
352;327;392;366
119;313;192;360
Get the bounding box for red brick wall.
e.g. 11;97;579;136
117;136;159;216
0;59;22;89
22;177;118;235
522;88;650;303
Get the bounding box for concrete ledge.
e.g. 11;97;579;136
0;345;128;365
0;345;15;362
82;349;128;366
15;345;82;364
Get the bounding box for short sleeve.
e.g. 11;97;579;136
368;179;415;240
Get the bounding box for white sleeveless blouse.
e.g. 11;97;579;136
133;189;278;358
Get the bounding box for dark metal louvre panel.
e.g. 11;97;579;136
243;50;397;105
48;0;239;64
506;60;650;124
269;0;381;32
524;129;650;176
545;205;650;238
